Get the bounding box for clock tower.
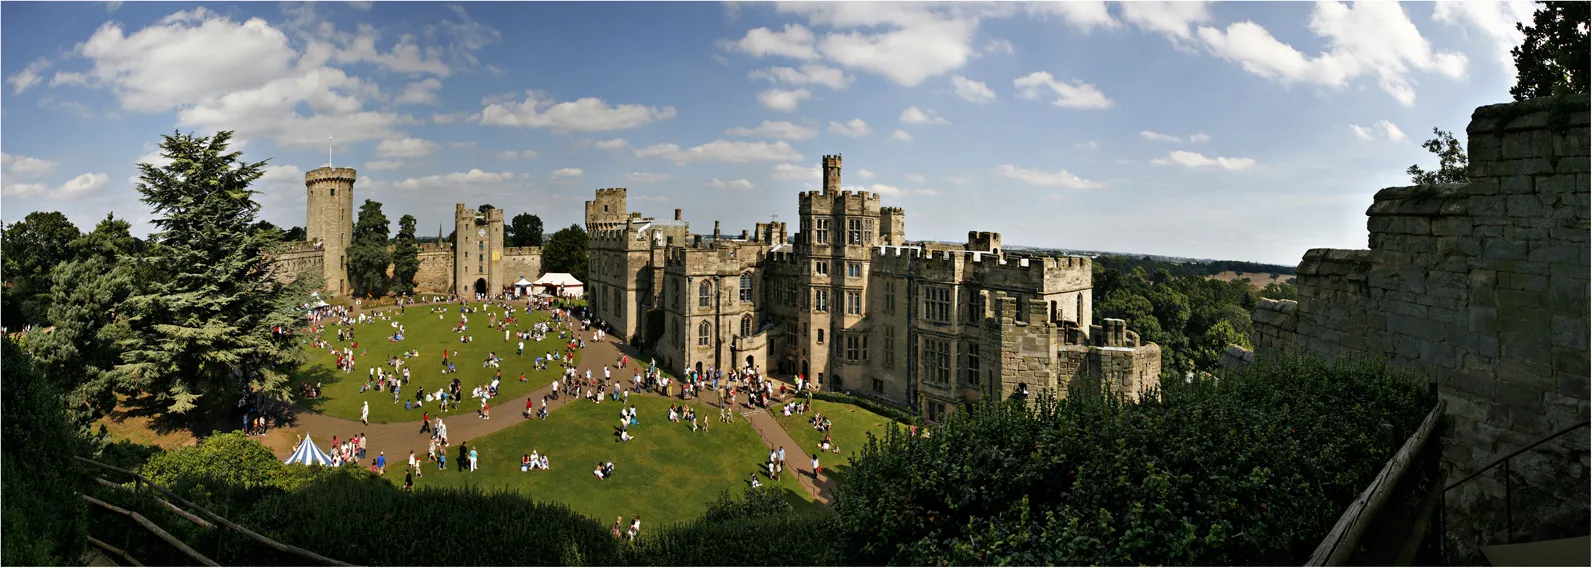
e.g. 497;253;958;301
453;203;506;298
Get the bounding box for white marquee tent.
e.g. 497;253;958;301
531;273;584;298
284;435;334;466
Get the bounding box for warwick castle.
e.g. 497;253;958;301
583;155;1162;420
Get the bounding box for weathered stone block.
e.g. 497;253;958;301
1502;131;1541;159
1504;158;1557;176
1497;358;1556;391
1554;156;1591;174
1502;271;1550;291
1508;194;1548;217
1482;238;1529;261
1446;370;1498;399
1560;373;1591;400
1528;244;1584;264
1554;348;1590;382
1552;126;1589;158
1432;219;1474;237
1499;175;1536;194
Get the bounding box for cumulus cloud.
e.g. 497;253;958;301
6;58;52;94
1151;150;1257;171
1139;130;1183;142
856;168;877;180
708;178;757;190
951;75;996;103
364;160;405;170
756;88;812;112
2;171;110;200
395;78;442;105
1013;71;1113;109
842;183;938;198
594;138;628;150
995;164;1105;189
1;153;58;176
725;120;819;140
828;118;871;138
772;162;821;182
749;63;852;89
478;90;678;132
375;137;439;159
625;172;670;183
551;167;583;179
982;39;1015;54
717;23;820;60
375;169;521;191
891;129;914;142
1350;120;1406;142
1026;1;1120;31
900;106;950;125
1433;1;1535;70
636;140;804;165
1188;132;1211;143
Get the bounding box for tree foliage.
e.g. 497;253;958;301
283;225;307;242
116;130;312;415
1;336;89;566
2;211;83;325
1406;128;1469;186
348;199;392;298
391;214;420;295
543;224;590;282
509;212;544;247
1510;1;1590;101
1092;258;1261;374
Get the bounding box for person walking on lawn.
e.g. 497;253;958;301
420;411;431;434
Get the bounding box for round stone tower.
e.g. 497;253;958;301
305;167;356;296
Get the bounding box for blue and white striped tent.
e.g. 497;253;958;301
284;435;333;466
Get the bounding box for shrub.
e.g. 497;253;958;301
1;335;88;566
623;487;846;566
808;391;917;426
834;355;1435;566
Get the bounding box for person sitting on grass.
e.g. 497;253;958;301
821;433;840;453
522;454;532;472
749;472;762;488
620;429;634;442
594;462;606;480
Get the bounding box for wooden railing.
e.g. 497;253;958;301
75;456;356;567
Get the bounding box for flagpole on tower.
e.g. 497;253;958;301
329;135;334;168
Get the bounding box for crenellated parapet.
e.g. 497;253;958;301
305;167;357;185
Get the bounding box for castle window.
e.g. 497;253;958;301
848;219;862;245
479;253;483;262
673;280;682;310
739;274;752;302
966;343;981;387
814;261;828;276
883;326;895;369
969;291;983;324
478;242;484;251
845;334;867;362
865;219;873;245
699;280;713;307
872;378;884;394
698;321;711;346
885;281;896;315
924;339;951;385
847;263;861;278
925;286;951;323
817;328;824;345
815;219;829;244
814;289;828;312
671;318;680;344
1014;294;1027;323
846;290;861;315
740;314;752;337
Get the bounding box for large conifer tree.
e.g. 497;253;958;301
116;131;310;414
391;214;421;295
348;199;392;298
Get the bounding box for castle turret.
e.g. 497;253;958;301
822;154;842;194
305;167;356;296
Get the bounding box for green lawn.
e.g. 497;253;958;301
295;302;583;424
376;394;815;526
773;398;902;483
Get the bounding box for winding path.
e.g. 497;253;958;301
283;313;836;503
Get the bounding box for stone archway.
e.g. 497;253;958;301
473;278;487;296
745;355;755;369
801;360;809;379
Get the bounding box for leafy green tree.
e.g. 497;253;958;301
29;214;142;429
1;335;88;566
348;199;392;298
1510;1;1590;101
1192;319;1249;369
543;224;590;282
2;211;82;325
477;204;496;219
1258;282;1298;301
284;225;307;242
391;214;421;295
510;212;544;246
116;130;313;415
1406;128;1468;186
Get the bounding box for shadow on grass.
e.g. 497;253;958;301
285;363;344;419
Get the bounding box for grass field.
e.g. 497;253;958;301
371;394;817;526
773;398;902;483
1209;271;1296;287
294;301;583;424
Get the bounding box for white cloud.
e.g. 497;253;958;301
749;63;852;89
857;169;877;180
636;140;804;165
332;27;451;77
900;106;950;125
0;153;58;176
2;171;109;200
724;120;819;140
905;173;926;183
6;57;52;94
376;169;520;191
951;75;996;103
757;88;812;112
1195;2;1467;106
773;3;995;87
891;129;914;142
395;78;442;106
478;90;678;132
1120;1;1212;41
946;175;973;185
594;138;629;150
375;137;439;159
708;178;757;190
982;39;1015;54
828;118;871;138
551;167;583;179
1140;130;1183;142
1433;1;1536;70
364;160;405;170
432;112;467;124
1026;1;1120;31
772;162;821;182
497;150;538;160
995;164;1105;189
841;183;938;198
718;23;820;60
1151;150;1258;171
1013;71;1113;109
1350;120;1406;142
1188;132;1211;143
624;172;670;183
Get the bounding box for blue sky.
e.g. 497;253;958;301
1;1;1538;264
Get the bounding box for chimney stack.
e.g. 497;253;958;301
674;208;682;221
713;220;721;239
741;229;749;240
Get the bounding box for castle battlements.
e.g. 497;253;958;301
305;167;357;184
592;187;627;198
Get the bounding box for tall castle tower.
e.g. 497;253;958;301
305;167;356;296
454;203;506;298
822;154;842;194
585;188;629;234
795;154;883;390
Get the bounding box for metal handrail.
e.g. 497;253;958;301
1440;419;1591;554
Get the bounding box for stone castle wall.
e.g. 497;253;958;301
1237;95;1590;553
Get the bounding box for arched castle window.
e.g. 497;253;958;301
739;273;753;302
698;321;711;346
699;280;713;307
740;314;752;337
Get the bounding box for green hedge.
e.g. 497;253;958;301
833;355;1436;566
2;335;88;566
622;487;846;566
808;391;917;426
